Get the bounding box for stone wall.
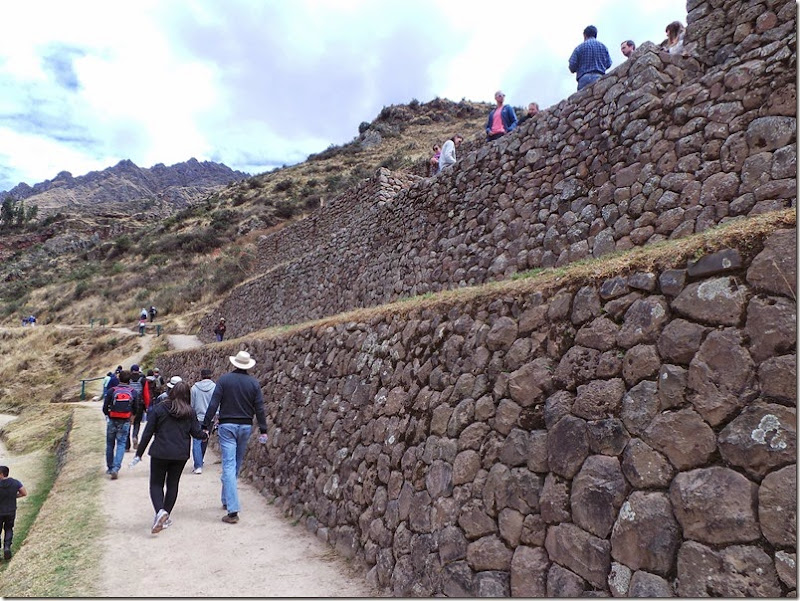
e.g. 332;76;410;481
255;169;423;271
201;0;796;341
161;220;796;596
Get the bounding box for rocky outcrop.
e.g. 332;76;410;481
160;225;796;597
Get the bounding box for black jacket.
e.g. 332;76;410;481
136;401;206;461
203;369;267;433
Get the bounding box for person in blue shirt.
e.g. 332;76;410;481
569;25;612;91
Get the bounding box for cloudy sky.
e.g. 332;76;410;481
0;0;687;192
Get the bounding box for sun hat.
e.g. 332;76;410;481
229;350;256;370
166;375;183;389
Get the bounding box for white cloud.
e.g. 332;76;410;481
0;0;688;190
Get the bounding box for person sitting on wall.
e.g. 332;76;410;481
518;102;540;126
620;40;635;59
485;91;518;141
664;21;685;55
437;134;463;173
429;144;441;176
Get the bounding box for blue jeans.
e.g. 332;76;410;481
218;423;252;513
192;436;208;470
577;72;602;90
106;419;130;473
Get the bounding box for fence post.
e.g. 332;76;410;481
80;380;86;401
157;325;162;337
90;318;94;329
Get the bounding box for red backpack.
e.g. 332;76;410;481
109;385;135;419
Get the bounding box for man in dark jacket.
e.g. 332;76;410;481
103;370;142;479
202;350;268;524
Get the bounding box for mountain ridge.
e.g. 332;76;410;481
1;157;249;215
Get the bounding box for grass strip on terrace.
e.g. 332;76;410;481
0;406;105;597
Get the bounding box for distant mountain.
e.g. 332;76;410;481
1;158;249;215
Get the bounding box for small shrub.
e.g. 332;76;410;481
358;121;370;134
274;180;293;192
274;201;297;220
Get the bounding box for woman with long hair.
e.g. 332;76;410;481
132;381;207;533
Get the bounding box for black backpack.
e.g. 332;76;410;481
109;386;135;419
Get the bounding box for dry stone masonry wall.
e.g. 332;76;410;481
162;223;796;596
201;0;795;341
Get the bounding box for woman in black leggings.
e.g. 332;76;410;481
134;381;207;534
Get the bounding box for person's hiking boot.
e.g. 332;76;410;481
3;547;11;560
222;513;239;524
152;509;169;534
133;439;138;450
110;471;119;480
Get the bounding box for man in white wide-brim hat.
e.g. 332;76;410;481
202;350;268;524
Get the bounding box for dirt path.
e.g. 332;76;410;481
167;333;203;351
88;333;374;597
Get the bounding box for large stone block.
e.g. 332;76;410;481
571;455;628;538
669;467;760;545
610;491;681;576
687;328;757;426
718;403;796;479
758;464;797;548
545;523;611;589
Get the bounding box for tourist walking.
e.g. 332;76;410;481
190;369;216;474
213;318;226;342
202;350;268;524
131;381;207;534
102;370;142;479
0;465;27;560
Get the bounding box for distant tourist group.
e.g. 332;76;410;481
429;19;685;175
102;349;267;534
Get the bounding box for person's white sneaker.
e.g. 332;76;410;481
192;467;202;474
152;509;169;534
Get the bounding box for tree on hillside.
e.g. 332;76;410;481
0;196;38;230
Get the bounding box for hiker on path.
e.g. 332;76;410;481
103;370;142;479
569;25;612;91
190;369;216;474
153;368;165;392
150;376;182;415
101;372;113;401
127;365;151;451
0;465;27;560
138;317;147;336
202;350;268;524
131;381;207;534
149;306;157;322
213;318;226;342
140;308;148;321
